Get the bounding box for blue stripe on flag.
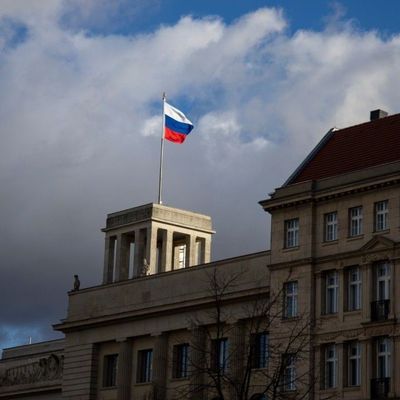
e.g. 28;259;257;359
165;115;193;135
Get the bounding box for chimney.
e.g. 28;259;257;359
370;109;388;121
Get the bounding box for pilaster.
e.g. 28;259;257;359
152;333;168;400
115;233;130;281
117;338;133;400
189;326;206;400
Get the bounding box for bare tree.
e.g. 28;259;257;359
169;266;315;400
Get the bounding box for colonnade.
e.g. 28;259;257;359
103;226;211;284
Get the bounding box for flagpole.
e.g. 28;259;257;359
158;92;166;204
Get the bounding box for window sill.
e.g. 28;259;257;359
321;240;338;246
282;315;300;322
343;385;361;391
100;386;117;391
251;366;268;372
347;234;364;241
373;229;390;235
134;381;152;386
320;313;338;319
319;388;338;393
282;246;299;252
344;309;362;315
170;377;189;382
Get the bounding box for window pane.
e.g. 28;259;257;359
284;281;298;318
326;272;338;314
137;349;153;383
285;219;299;248
103;354;118;387
325;212;338;241
349;206;363;236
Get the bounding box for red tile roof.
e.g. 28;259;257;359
288;113;400;185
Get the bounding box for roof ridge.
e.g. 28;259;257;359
334;111;400;133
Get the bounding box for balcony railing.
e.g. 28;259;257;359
371;377;390;399
371;300;390;321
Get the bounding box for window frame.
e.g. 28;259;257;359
325;271;339;314
348;341;361;387
325;344;337;389
212;338;228;374
348;267;362;311
349;206;363;237
251;332;269;369
284;281;298;318
284;218;299;248
137;349;153;383
282;354;296;391
173;343;189;379
375;200;389;232
103;354;118;388
324;211;338;242
377;337;391;379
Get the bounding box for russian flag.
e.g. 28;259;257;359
164;102;194;144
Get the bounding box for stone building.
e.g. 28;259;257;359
2;109;400;400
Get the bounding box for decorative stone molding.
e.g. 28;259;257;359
0;354;63;386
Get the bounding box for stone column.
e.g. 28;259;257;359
389;259;395;319
161;229;173;272
315;273;322;317
337;342;344;390
115;233;130;281
229;321;245;400
392;335;400;397
133;228;145;277
338;269;345;322
203;238;211;264
360;339;368;399
189;325;206;400
146;226;158;275
362;263;372;322
196;239;203;265
361;338;373;399
152;333;168;400
186;235;197;267
103;236;115;284
117;338;133;400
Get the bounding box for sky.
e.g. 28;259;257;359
1;0;400;352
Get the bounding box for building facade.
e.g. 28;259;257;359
2;109;400;400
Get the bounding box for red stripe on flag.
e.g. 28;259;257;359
165;127;187;144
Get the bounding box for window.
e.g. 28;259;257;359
285;218;299;248
103;354;118;387
284;281;298;318
251;332;269;369
324;212;338;241
348;267;361;311
375;200;389;231
212;338;228;373
377;338;391;378
282;354;296;391
348;342;361;386
178;244;186;268
325;344;337;389
173;343;189;378
325;271;338;314
349;206;363;237
137;349;153;383
376;262;391;301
